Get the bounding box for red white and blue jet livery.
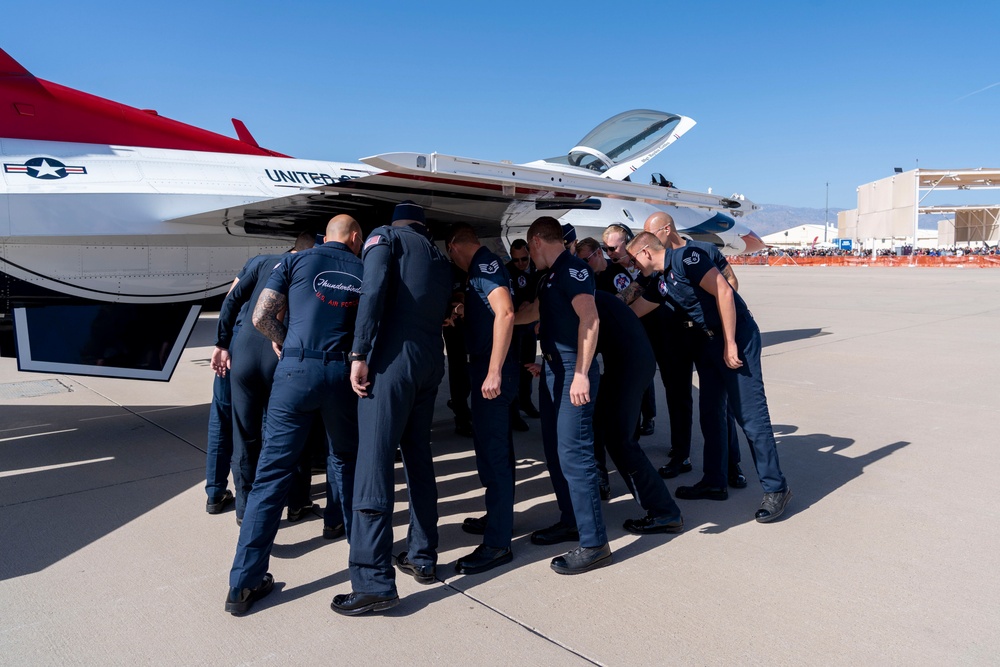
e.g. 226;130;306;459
0;47;763;381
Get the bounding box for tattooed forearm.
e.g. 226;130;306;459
252;288;288;346
617;280;644;305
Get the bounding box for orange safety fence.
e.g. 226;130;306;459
728;255;1000;268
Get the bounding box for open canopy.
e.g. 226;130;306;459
536;109;695;180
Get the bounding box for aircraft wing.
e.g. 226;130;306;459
164;152;756;241
361;152;757;213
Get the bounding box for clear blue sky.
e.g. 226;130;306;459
4;1;999;209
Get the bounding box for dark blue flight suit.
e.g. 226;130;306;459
205;372;233;506
507;259;539;412
442;264;472;433
349;224;452;597
592;291;681;518
686;240;742;477
207;255;267;509
217;253;283;522
229;241;362;591
465;246;518;549
537;251;606;548
642;242;741;486
593;261;653;487
599;264;657;429
657;245;788;494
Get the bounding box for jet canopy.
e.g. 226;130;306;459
538;109;695;180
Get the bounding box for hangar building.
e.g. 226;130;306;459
838;169;1000;250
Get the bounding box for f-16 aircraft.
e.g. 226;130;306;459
0;47;761;381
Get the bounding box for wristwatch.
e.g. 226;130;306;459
348;352;367;363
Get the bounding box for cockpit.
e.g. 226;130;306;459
538;109;693;178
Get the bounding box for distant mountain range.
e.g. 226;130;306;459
742;204;946;236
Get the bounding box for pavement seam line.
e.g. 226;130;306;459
437;578;604;666
64;375;209;454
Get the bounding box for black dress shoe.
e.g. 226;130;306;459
755;488;792;523
599;483;612;501
225;573;274;615
394;551;436;584
511;415;530;432
455;545;513;575
729;464;748;489
287;503;319;522
461;515;487;536
521;402;540;418
323;522;345;540
675;480;729;501
623;513;684;535
550;543;612;575
658;458;693;479
206;489;234;514
530;522;580;546
639;419;655;436
330;591;399;616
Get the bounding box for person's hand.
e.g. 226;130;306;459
271;341;282;358
570;372;590;406
211;347;230;378
481;370;501;400
723;342;743;370
351;360;370;397
524;362;542;378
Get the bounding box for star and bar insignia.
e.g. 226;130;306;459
3;157;87;180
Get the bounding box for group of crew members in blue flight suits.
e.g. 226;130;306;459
204;201;792;616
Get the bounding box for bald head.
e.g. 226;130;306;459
325;215;363;255
644;211;674;234
645;211;683;248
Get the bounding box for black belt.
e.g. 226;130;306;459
681;320;696;328
282;347;349;362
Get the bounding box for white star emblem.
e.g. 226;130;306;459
29;159;64;179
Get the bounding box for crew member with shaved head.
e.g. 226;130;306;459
334;201;452;615
225;214;364;615
637;211;746;491
515;216;610;575
626;231;792;523
446;223;518;575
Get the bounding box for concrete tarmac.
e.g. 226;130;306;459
1;266;998;666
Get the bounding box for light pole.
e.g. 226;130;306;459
825;182;829;243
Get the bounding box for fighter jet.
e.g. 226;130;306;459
0;47;759;380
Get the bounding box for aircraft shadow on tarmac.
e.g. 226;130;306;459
0;403;208;581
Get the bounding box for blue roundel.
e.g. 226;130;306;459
25;157;68;179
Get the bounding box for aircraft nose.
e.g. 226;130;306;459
740;229;766;254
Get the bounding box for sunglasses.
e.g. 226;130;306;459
578;248;600;262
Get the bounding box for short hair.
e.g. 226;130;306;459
626;231;664;253
526;216;563;243
446;222;479;247
509;238;529;253
576;237;600;255
602;223;635;244
294;231;316;252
